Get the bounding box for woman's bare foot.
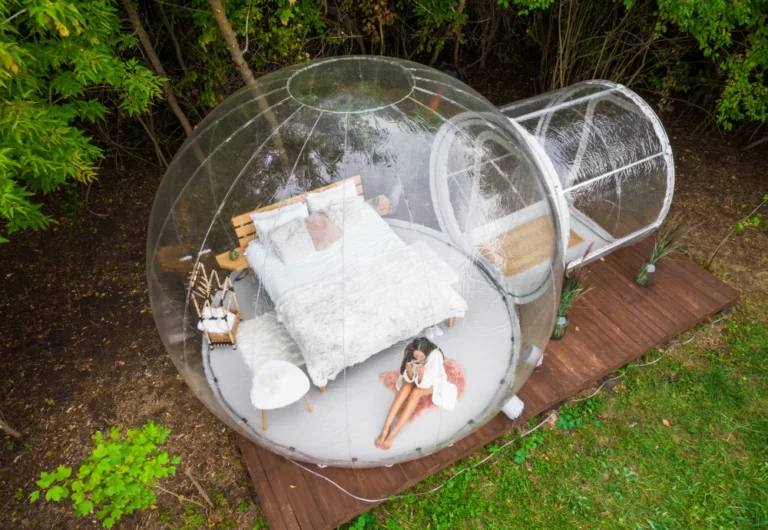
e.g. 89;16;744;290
374;429;389;448
380;435;395;450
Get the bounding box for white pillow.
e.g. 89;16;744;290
265;216;316;265
306;180;358;213
325;195;365;228
250;201;309;240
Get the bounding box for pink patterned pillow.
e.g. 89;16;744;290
304;211;342;250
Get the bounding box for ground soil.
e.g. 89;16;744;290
1;65;766;529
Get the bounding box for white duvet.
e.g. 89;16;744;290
245;200;468;387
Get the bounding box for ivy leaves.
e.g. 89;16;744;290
29;421;180;529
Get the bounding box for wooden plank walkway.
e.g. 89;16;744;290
237;240;740;529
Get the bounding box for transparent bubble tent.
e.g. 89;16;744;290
147;57;673;467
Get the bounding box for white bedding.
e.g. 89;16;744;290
245;200;405;300
276;242;467;386
244;201;468;387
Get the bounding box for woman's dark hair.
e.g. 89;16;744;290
400;337;441;374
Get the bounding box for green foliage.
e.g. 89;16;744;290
735;194;768;232
0;0;764;244
501;0;554;15
556;400;599;430
558;266;590;317
407;0;468;59
29;421;180;529
649;215;687;264
350;511;376;530
0;0;162;241
252;516;269;529
655;0;768;128
184;0;325;108
555;411;582;430
736;213;767;232
511;0;768;128
177;504;207;530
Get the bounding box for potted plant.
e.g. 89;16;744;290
636;216;686;287
552;266;590;340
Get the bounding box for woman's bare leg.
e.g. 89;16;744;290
375;382;413;447
381;387;433;450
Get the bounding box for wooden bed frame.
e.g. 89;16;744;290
215;175;390;271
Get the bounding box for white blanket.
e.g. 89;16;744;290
197;306;237;334
275;242;468;387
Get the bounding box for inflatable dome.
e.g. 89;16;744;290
147;57;671;467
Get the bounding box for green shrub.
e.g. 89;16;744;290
29;421;180;529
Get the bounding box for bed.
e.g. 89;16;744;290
217;176;468;388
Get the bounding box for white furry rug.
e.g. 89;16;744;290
236;312;304;374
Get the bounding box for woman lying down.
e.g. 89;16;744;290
375;337;458;450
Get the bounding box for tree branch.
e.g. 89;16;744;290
156;0;188;76
707;197;768;268
185;469;213;507
208;0;287;163
124;0;193;137
152;484;207;509
0;419;21;439
136;114;169;168
742;135;768;152
4;8;27;24
208;0;256;85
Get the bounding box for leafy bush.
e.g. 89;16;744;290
656;0;768;128
512;0;767;129
0;0;162;242
30;421;180;529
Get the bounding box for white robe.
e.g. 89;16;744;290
396;349;458;411
197;306;237;334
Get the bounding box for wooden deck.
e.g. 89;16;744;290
237;239;740;529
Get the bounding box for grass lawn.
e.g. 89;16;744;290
347;303;768;529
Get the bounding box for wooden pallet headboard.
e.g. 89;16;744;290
230;175;363;248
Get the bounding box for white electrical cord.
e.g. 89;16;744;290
287;313;730;504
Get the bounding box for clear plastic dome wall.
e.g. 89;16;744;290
147;56;564;467
500;80;674;268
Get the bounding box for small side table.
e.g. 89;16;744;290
251;360;312;431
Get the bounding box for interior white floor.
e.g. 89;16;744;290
203;226;519;466
566;208;615;263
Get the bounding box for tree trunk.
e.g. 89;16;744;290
377;16;386;56
208;0;287;163
137;114;169;167
156;0;188;75
209;0;256;86
453;0;466;67
347;16;367;55
124;1;193;137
